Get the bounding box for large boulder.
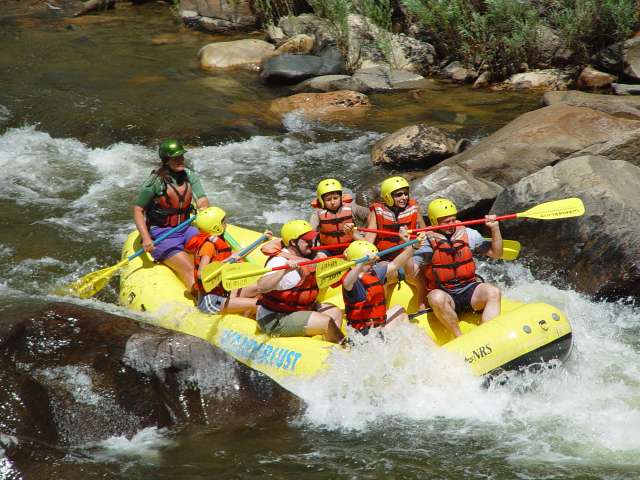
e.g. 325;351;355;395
371;124;458;168
179;0;257;32
576;65;617;90
350;67;425;92
594;37;640;82
270;90;371;118
503;69;571;91
261;47;345;84
439;103;640;186
198;39;275;70
491;155;640;299
410;165;503;219
542;90;640;120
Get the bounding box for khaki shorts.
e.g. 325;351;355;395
259;310;313;337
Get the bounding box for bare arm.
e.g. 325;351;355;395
196;196;210;210
342;256;375;291
482;215;503;259
363;210;377;244
386;231;425;277
257;268;288;294
133;205;154;253
416;205;427;229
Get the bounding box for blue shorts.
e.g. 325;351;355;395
149;226;198;262
198;292;229;314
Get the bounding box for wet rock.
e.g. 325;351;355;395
439;103;640;186
492;155;640;299
291;74;354;93
270;90;371;118
577;66;617;90
612;83;640;95
542;90;640;120
179;0;256;32
594;37;640;82
371;124;458;168
411;165;503;218
504;69;571;91
473;71;491;89
350;67;425;92
442;61;464;77
198;39;275;71
261;47;345;84
275;34;314;55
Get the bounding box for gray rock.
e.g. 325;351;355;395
261;47;345;85
411;165;503;218
612;83;640;95
543;90;640;120
291;75;353;93
351;67;424;92
491;155;640;299
569;127;640;167
279;14;335;52
371;124;458;168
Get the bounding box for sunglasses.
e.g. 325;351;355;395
392;190;409;198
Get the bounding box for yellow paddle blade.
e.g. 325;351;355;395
316;258;354;290
54;258;128;299
483;238;521;261
221;263;270;291
518;198;585;220
201;261;225;292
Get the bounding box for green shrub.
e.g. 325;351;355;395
549;0;638;63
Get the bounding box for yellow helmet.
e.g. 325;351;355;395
344;240;378;262
380;176;410;207
194;206;226;235
281;220;316;246
427;198;457;226
316;178;343;208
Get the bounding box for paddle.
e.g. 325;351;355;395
316;238;421;290
200;233;269;292
357;198;585;236
55;216;196;299
221;255;343;291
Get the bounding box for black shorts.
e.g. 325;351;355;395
449;282;481;314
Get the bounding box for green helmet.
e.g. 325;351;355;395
158;139;186;160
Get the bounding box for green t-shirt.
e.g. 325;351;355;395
135;168;206;208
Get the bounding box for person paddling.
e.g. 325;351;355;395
309;178;368;255
364;176;427;307
256;220;344;343
186;207;267;316
414;199;503;337
340;229;426;336
133;139;209;291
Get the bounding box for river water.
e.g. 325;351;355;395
1;2;640;479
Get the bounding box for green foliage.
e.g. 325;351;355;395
307;0;352;57
252;0;295;25
549;0;638;63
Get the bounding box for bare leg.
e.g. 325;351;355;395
305;312;345;343
221;297;258;316
238;283;260;298
317;303;343;330
470;283;501;323
163;251;195;290
427;289;462;337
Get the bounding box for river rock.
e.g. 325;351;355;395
537;25;572;67
270;90;371;118
371;124;458;168
542;90;640;120
278;14;335;52
351;67;425;92
439;103;640;186
504;69;571;91
275;34;314;55
612;83;640;95
261;47;345;84
411;165;503;218
594;37;640;82
199;39;275;71
179;0;256;32
291;74;354;93
491;155;640;299
576;66;617;90
473;71;491;89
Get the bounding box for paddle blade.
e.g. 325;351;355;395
518;198;585;220
221;263;270;291
54;260;126;298
316;257;353;290
483;238;521;261
201;261;225;292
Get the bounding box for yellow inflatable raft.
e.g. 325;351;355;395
119;225;572;386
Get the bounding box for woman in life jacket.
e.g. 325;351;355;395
364;176;427;308
133;139;209;290
340;231;426;336
256;220;345;344
186;207;268;316
309;178;369;255
413;198;504;337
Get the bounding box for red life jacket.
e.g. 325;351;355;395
258;246;319;313
311;194;354;252
423;227;476;291
342;271;387;331
370;199;419;257
185;232;232;295
146;174;193;227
